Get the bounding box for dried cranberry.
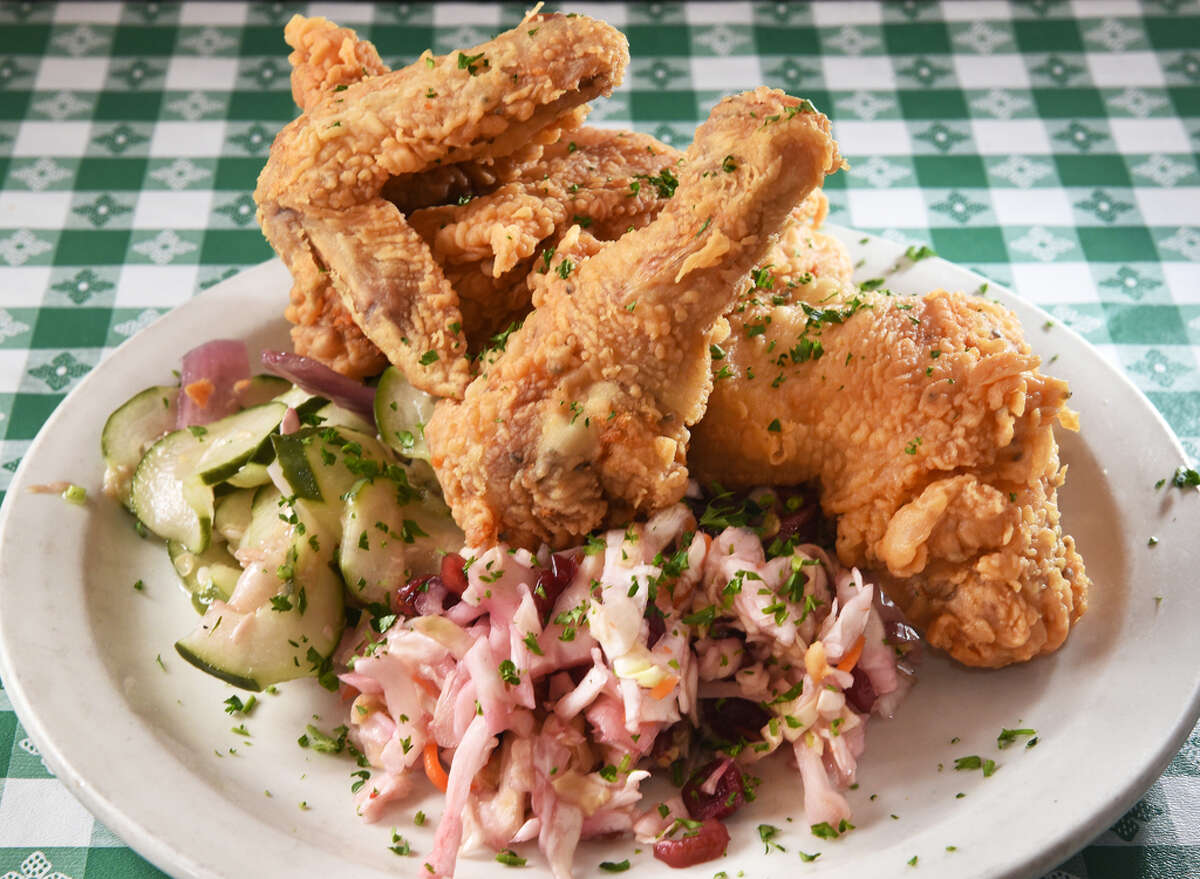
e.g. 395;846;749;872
392;575;432;616
700;698;769;744
440;552;469;594
646;605;666;647
846;666;877;714
682;759;746;820
653;818;729;868
534;552;577;622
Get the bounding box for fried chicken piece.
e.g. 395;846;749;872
763;191;855;288
690;278;1088;667
426;88;843;547
284;15;389;112
256;14;629;397
408;127;681;344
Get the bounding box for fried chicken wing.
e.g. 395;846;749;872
256;14;629;396
690;278;1088;667
284;15;389;112
408;127;681;344
426;88;843;548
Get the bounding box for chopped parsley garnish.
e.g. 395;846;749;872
799;851;821;862
418;349;439;366
953;755;997;776
767;418;782;432
457;51;486;74
859;278;886;291
996;727;1037;749
905;244;936;262
498;659;521;686
495;849;526;866
556;258;575;279
598;860;630;872
758;823;784;853
1172;466;1200;487
722;154;737;173
523;632;544;656
389;830;412;856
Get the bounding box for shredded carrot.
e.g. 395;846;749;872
184;378;214;408
424;741;449;792
649;674;679;701
837;636;866;673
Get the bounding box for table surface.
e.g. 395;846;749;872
0;1;1197;877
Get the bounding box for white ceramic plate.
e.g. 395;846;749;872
1;231;1197;879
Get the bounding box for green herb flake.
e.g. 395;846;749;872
419;349;439;366
799;851;821;862
495;849;526;867
996;727;1036;749
758;823;784;853
389;830;412;856
599;860;630;873
767;418;782;433
905;244;936;262
457;51;486;75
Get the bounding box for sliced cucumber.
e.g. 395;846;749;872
239;485;284;552
271;426;393;504
175;498;344;691
193;402;287;485
130;403;287;552
225;461;271;488
235;374;291;408
213;489;256;547
101;384;179;509
338;476;463;605
168;538;241;613
375;366;436;460
312;401;373;434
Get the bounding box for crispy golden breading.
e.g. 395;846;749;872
408;128;681;344
256;14;629;397
427;89;843;548
284;15;389;112
691;280;1088;667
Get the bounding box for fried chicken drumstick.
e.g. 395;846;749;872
691;277;1089;667
426;88;843;548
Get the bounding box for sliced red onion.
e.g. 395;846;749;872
176;339;250;428
280;407;300;435
261;350;376;423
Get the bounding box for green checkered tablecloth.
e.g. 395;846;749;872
0;1;1197;877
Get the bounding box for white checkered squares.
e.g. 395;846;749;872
132;191;214;230
847;188;930;228
953;54;1030;89
34;57;110;92
941;1;1014;21
149;121;226;158
164;57;239;92
306;3;374;24
0;779;96;847
991;188;1076;226
1108;118;1193;155
1133;189;1200;226
432;3;502;27
821;56;895;90
178;2;248;26
53;2;121;25
834;120;912;156
114;265;201;309
12;121;91;158
0;191;73;230
686;2;753;24
811;2;883;26
1087;52;1167;88
0;268;52;308
1010;262;1099;305
971;119;1053;155
1162;263;1200;304
688;55;762;91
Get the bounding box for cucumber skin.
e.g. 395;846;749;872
374;367;435;460
101;384;179;509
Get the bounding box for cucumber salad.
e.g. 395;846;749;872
102;340;919;878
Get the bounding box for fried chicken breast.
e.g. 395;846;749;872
426;88;844;548
691;277;1088;667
